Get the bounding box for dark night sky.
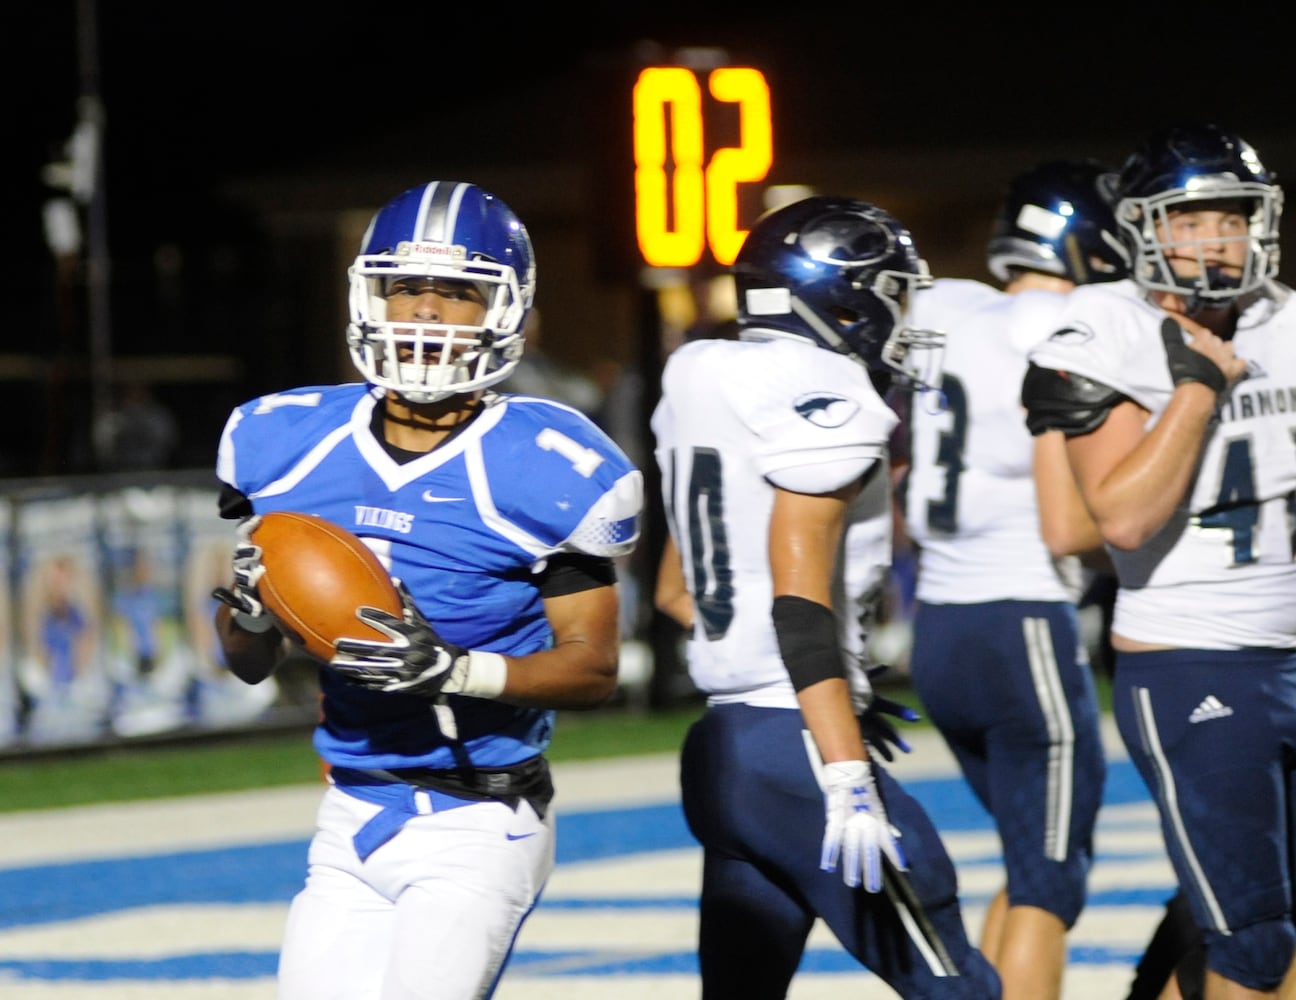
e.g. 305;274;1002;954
17;2;1296;327
18;3;1295;264
9;2;1295;473
21;4;1295;204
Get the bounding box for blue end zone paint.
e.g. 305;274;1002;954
0;953;281;981
0;758;1161;985
0;760;1155;927
0;842;309;928
0;944;1155;982
556;803;688;863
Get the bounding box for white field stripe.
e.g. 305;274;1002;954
1087;859;1177;892
0;904;287;957
541;848;700;897
0;985;280;999
548;754;688;809
1071;904;1178;946
0;785;322;869
0;977;1165;1000
1098;800;1162;826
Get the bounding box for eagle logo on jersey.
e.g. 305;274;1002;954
794;391;859;428
1046;323;1096;345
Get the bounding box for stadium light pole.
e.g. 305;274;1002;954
76;0;114;462
40;0;112;472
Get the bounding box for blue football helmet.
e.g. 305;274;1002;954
732;197;943;393
347;181;536;402
987;159;1128;285
1105;124;1282;304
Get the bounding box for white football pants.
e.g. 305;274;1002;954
277;783;554;999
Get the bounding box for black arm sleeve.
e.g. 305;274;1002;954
218;482;254;519
538;553;617;598
772;595;845;692
1021;362;1130;438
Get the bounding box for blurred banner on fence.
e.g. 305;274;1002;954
0;470;320;754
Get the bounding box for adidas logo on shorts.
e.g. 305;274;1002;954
1188;695;1233;724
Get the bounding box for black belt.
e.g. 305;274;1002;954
334;755;554;819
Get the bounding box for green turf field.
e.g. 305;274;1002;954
0;675;1111;815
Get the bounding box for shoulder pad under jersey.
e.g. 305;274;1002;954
1021;362;1127;438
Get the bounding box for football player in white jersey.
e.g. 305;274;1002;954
652;196;1001;998
1023;125;1296;999
900;160;1126;999
209;181;643;1000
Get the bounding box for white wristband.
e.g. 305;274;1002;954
232;609;276;634
461;651;508;698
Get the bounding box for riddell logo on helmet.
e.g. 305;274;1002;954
395;242;466;260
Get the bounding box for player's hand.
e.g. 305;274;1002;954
1159;316;1244;394
820;759;907;892
329;581;473;698
211;515;276;634
858;666;920;764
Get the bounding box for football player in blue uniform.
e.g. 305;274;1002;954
1024;125;1296;998
652;196;1001;998
900;160;1124;998
210;180;643;1000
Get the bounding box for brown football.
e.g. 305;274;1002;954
250;511;403;661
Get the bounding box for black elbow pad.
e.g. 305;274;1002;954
1021;363;1126;438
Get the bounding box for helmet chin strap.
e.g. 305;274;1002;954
1165;256;1241;317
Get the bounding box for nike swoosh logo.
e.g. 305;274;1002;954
422;490;466;503
506;832;538;841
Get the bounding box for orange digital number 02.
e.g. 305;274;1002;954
633;66;772;268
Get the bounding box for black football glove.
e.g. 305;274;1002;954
211;515;277;634
1160;318;1227;394
858;664;920;763
329;581;497;701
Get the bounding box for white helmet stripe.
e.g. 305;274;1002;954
412;181;472;245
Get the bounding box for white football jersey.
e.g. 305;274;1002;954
651;335;896;708
904;278;1083;604
1029;279;1296;649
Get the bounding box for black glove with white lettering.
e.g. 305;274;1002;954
330;582;472;698
211;515;277;634
1160;318;1227;394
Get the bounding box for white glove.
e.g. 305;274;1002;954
820;759;906;892
211;515;275;634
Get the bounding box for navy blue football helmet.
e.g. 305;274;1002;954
987;159;1128;285
347;181;536;402
1105;124;1282;303
732;197;943;393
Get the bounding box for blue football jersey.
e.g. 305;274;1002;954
215;384;643;769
